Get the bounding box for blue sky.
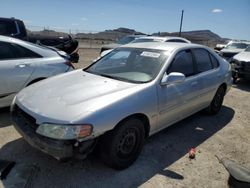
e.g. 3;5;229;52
1;0;250;40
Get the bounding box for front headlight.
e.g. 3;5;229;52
36;123;93;140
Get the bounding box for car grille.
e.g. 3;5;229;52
13;105;39;130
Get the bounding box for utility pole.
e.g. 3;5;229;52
179;10;184;37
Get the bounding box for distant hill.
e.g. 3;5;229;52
29;28;229;47
153;30;227;46
75;27;145;41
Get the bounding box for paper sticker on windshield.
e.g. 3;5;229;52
141;51;161;58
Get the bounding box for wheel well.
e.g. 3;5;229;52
116;114;151;138
27;78;46;86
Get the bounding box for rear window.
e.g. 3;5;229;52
167;39;187;43
209;54;219;68
0;20;17;35
0;41;42;60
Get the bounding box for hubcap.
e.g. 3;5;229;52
117;128;138;157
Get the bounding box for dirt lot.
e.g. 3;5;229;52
0;49;250;188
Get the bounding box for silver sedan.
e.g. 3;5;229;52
0;35;74;108
11;42;232;169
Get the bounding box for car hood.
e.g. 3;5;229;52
233;51;250;62
15;70;138;124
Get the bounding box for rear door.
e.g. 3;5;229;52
0;41;41;96
191;48;221;108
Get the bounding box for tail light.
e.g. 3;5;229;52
64;60;75;69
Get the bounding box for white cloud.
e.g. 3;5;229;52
211;9;223;13
72;23;80;26
81;17;88;21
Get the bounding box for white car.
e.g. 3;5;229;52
100;36;191;57
0;35;74;108
231;45;250;82
12;42;232;169
219;41;250;62
131;36;191;44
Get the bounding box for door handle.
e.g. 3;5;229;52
16;64;29;68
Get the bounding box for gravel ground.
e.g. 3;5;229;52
0;49;249;188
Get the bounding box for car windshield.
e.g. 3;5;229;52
86;48;167;83
116;36;136;44
131;38;163;43
224;42;249;50
245;46;250;52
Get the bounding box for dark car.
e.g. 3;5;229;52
0;17;79;62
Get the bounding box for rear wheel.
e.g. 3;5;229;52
206;86;225;115
99;118;145;170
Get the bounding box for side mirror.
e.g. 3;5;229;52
161;72;185;86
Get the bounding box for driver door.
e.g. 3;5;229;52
157;49;201;130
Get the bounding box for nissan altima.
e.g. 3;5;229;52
11;42;232;169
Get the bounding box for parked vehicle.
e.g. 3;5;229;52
0;17;79;62
214;43;227;53
12;42;232;169
131;36;191;43
219;41;250;62
230;45;250;82
100;35;145;53
0;35;74;108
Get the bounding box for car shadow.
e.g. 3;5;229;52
0;107;12;128
0;106;234;188
232;79;250;92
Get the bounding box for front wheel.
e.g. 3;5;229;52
99;118;145;170
206;86;225;115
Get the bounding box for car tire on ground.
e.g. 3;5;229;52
206;86;225;115
99;118;145;170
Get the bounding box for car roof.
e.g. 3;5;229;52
227;40;250;45
121;42;203;52
0;35;23;43
135;36;190;42
0;35;59;57
0;17;22;21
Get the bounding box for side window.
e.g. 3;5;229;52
13;44;42;58
0;42;41;60
0;42;16;60
193;49;213;73
167;50;194;77
167;39;187;43
0;20;17;35
209;53;219;68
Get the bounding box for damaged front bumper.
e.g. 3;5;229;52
11;105;95;160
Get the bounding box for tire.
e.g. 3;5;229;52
206;86;225;115
99;118;145;170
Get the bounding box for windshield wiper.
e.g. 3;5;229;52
85;71;146;84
